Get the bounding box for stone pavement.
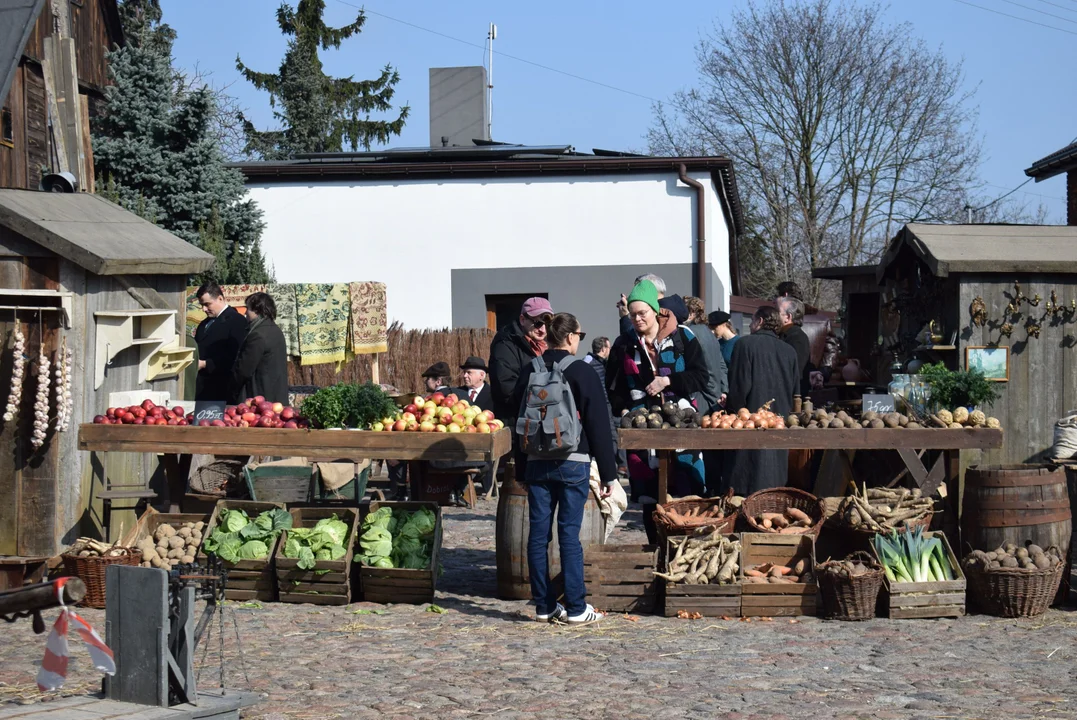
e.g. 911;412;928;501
2;502;1076;719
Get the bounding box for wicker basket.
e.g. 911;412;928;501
61;549;142;609
964;555;1065;618
741;487;826;537
189;455;248;496
817;551;884;621
654;495;736;537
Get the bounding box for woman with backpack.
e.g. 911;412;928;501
513;313;617;624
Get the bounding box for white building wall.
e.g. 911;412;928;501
247;171;731;329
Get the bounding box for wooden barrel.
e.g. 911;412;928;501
495;470;605;600
963;464;1072;604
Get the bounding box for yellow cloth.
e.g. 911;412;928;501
348;282;389;355
296;283;351;366
267;283;300;358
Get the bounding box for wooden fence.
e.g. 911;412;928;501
287;323;495;394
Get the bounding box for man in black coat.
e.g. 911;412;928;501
723;306;799;496
230;292;289;405
777;296;813;396
451;356;493;411
488;297;553;436
193;282;249;401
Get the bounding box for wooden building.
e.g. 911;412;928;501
0;188;212;559
1;0;123;191
816;223;1077;466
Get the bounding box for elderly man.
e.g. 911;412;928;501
193;281;249;401
452;356;493;410
777;296;812;395
422;362;452;394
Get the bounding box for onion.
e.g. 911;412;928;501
731;419;744;429
744;420;756;429
737;408;750;421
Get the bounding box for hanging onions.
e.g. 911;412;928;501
31;345;49;448
3;326;25;423
55;340;72;432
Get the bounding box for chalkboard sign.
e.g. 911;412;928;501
192;400;227;424
862;393;896;415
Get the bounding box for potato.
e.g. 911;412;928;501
78;550;92;557
870;419;885;429
829;419;844;429
988;560;1001;570
157;524;177;539
1034;554;1052;570
1027;543;1044;555
177;527;192;539
141;561;152;568
1015;547;1029;560
151;556;165;568
1003;542;1017;554
167;548;185;560
168;536;186;550
194;521;205;531
906;421;921;429
182;555;195;564
1001;556;1019;568
191;531;203;544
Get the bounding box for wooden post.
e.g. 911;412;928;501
657;450;670;504
105;565;169;707
370;354;380;385
40;38;69;174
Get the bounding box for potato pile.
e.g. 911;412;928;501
69;538;135;558
818;556;880;581
621;401;701;429
963;542;1062;572
743;553;813;584
787;408;908;429
656;533;740;585
837;485;934;533
751;507;815;534
930;407;1001;430
137;521;204;569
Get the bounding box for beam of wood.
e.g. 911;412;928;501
0;578;85;615
896;448;929;486
79;95;94;193
370;354;380;384
40;38;69;174
618;428;1003;451
920;454;948;496
59;38;86;190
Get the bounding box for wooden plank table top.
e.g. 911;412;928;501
618;427;1002;451
78;424;512;463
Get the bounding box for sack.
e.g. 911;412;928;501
1053;410;1077;459
516;356;582;458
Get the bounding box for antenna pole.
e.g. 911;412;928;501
488;23;496;141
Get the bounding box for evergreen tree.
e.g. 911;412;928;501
237;0;409;159
92;0;269;284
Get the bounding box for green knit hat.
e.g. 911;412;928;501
627;280;660;313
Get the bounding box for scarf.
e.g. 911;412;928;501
526;334;547;357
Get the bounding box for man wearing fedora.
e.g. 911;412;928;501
422;362;453;395
452;356;493;411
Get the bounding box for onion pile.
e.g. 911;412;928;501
3;326;25;423
701;401;785;430
54;342;72;432
31;346;49;448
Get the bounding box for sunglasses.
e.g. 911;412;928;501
524;317;545;329
573;330;587;341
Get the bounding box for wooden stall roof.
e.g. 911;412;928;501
811;265;876;280
877;223;1077;279
0;190;214;275
0;0;44;105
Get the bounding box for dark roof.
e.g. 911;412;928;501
812;265;877;280
1025;141;1077;182
0;190;214;275
877;223;1077;278
0;0;45;106
233;145;746;241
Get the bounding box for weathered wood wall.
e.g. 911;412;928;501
957;273;1077;466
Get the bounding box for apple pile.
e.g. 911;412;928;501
372;391;504;434
91;396;307;429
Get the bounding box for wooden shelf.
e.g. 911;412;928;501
94;309;180;389
916;345;957;351
618;427;1003;451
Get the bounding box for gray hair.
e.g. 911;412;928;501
777;296;805;326
634;273;666;296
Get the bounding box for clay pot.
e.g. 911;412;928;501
842;359;863;382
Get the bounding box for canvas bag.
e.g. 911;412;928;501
516;356;582;458
1053;410;1077;459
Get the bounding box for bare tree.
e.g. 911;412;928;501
649;0;982;306
173;65;250;160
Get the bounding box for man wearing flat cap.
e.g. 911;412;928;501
452;356;493;411
422;362;452;394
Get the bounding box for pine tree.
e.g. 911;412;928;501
92;0;270;284
237;0;409;159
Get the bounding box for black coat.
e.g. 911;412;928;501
488;320;538;429
688;322;727;405
451;383;493;413
230;317;289;405
723;329;799;496
782;325;813;395
194;305;249;402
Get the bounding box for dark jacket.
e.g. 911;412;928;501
688;322;727;404
781;324;813;395
488;320;538;428
511;349;618;486
230;317;289;405
583;353;607;391
451;383;493;413
723;329;799;496
194;305;249;401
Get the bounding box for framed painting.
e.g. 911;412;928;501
965;346;1009;382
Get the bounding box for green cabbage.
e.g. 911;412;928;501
360;526;393;559
373;557;394;568
216;536;243;563
313;516;349;546
355;507;437;570
362;507;392;531
205;508;291;563
222;509;249;533
237;540;269;559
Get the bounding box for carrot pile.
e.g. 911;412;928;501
743;554;813;584
751;507;814;534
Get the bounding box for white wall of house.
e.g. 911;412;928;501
247;171;732;330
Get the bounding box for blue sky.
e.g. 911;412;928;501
163;0;1076;222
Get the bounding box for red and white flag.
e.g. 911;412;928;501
36;578;116;691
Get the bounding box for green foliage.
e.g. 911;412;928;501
300;382;397;429
283;515;350;570
94;0;269;284
919;362;1001;409
236;0;409;159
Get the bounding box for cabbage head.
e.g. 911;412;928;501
216;535;243;563
372;557;394;569
221;509;249;533
401;508;436;538
362;507;392;531
237;540;269;560
313;515;349;546
360;526;392;559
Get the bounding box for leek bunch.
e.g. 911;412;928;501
872;527;954;583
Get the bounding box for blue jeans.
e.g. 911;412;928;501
525;459;591;616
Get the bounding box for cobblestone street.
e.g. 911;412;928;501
2;502;1076;719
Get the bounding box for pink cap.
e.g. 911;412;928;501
521;297;553;317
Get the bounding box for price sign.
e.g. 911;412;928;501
192;400;227;424
862;393;895;415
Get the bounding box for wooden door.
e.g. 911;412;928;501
485;293;548;332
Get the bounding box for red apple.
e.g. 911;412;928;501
106;407;117;418
171;405;184;416
419;420;435;432
132;407;147;419
403;403;419;416
280;407;296;420
197;419;210;427
241;412;257;424
122;412;136;424
430;392;445;405
178;419;188;426
271;402;284;414
253;395;265;404
93;415;107;424
141;399;156;412
167;418;178;426
238;419;249;428
476;422;491;434
465;425;478;433
443;394;459;407
393;419;407;432
283;420;298;428
133;417;145;425
402;412;417;424
482;410;496;422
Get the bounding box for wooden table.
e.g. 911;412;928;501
618;428;1004;501
78;425;511;511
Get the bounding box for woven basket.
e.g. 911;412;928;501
61;549;142;609
189;455;248;496
817;551;884;621
741;487;826;537
964;554;1065;618
654;495;736;537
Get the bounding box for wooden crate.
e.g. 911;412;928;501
662;536;742;617
199;499;286;602
357;501;442;605
120;507;209;547
739;533;819;617
874;531;966;619
584;544;658;613
275;507;359;605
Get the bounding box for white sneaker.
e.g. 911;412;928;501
567;604;604;624
536;603;567;623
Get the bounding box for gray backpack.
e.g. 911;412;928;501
516;356;581;458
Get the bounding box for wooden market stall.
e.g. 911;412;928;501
0;189;213;572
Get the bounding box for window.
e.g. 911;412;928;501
0;108;12;147
485;293;549;332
